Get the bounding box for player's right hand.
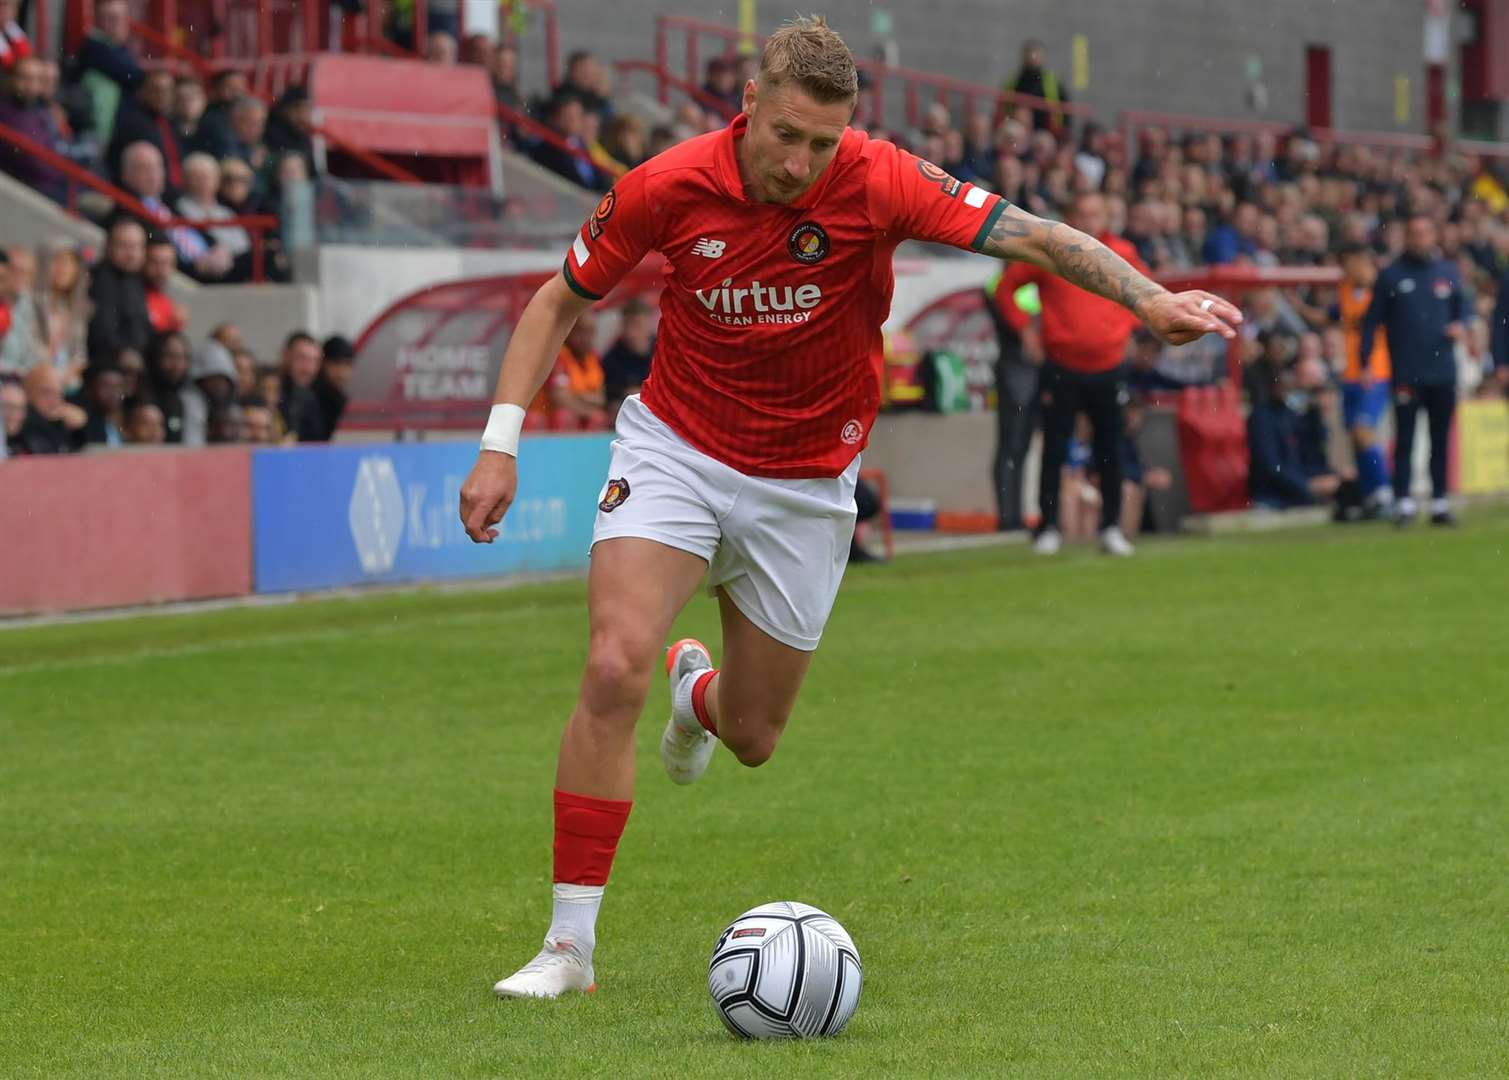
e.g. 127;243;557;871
460;451;518;544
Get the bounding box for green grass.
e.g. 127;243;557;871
3;511;1508;1078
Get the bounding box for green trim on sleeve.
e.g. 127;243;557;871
971;198;1010;253
561;259;603;301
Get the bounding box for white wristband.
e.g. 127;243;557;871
480;403;526;457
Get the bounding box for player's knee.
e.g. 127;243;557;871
581;635;656;711
1351;424;1374;448
728;734;778;768
719;710;787;768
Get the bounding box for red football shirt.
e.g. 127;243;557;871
561;114;1009;478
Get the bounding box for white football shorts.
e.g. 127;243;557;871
590;396;859;652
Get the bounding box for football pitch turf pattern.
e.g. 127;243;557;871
3;510;1506;1078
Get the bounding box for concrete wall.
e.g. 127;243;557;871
549;0;1435;134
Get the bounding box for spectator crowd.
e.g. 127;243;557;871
6;12;1508;510
0;0;315;284
0;218;357;459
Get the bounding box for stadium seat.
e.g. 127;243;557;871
1176;384;1250;514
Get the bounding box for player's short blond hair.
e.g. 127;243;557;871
757;15;858;104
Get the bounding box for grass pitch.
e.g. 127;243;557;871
3;510;1507;1078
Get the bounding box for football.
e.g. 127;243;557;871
707;901;863;1039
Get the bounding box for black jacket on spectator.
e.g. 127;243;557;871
601;339;652;402
1490;268;1509;380
0;96;65;201
1296;400;1330;478
106;104;183;186
264;113;316;179
1247;398;1312;508
190;103;237;159
280;376;325;442
87;264;152;362
494;80;524;113
79;410;124;447
1011;64;1067;131
68;31;143;102
532;138;600;190
148;380;188;444
311;373;347;441
12;409;76;455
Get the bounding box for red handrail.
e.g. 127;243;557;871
0;121;279;282
496;102;598;171
612;59;738;121
652;13;1089;130
129;20;424;186
1459;139;1509;161
1152;264;1343;386
1119;109;1438;155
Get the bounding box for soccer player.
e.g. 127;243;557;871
1334;244;1393;512
459;17;1239;1000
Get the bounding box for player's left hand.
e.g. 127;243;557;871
1140;291;1243;346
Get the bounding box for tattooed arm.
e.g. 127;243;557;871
980;203;1242;345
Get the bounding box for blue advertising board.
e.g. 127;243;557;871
251;435;613;593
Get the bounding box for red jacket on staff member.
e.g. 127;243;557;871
990;193;1148;556
992;232;1148;372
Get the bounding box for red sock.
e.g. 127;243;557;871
553;788;632;886
691;669;718;735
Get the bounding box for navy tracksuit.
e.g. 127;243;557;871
1360;253;1470;502
1492;268;1509;382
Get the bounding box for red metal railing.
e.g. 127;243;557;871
1154;264;1343;386
1118;110;1509;161
128;20;423;185
652;14;1089;130
496;102;597;172
612;59;738;122
1119;109;1436;156
0;121;279;282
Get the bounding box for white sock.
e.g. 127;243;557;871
1398;497;1417;517
547;883;603;954
1430;497;1451;516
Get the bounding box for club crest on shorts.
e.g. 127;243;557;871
840;419;864;445
599;477;631;512
788;221;829;264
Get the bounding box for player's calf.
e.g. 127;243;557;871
715;704;787;768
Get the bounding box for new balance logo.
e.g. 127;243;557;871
691;238;726;258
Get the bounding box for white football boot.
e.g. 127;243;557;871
1033;528;1062;556
493;936;595;999
1099;526;1136;557
661;638;716;785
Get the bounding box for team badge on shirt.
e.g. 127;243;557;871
788;221;830;264
916;158;963;198
588;189;616;240
599;477;631;512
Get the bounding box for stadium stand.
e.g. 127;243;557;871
1;0;1506;543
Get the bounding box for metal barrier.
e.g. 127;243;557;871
127;21;424;186
0;120;279;282
651;13;1088;131
613;59;739;122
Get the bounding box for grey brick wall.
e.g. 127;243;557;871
530;0;1433;135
